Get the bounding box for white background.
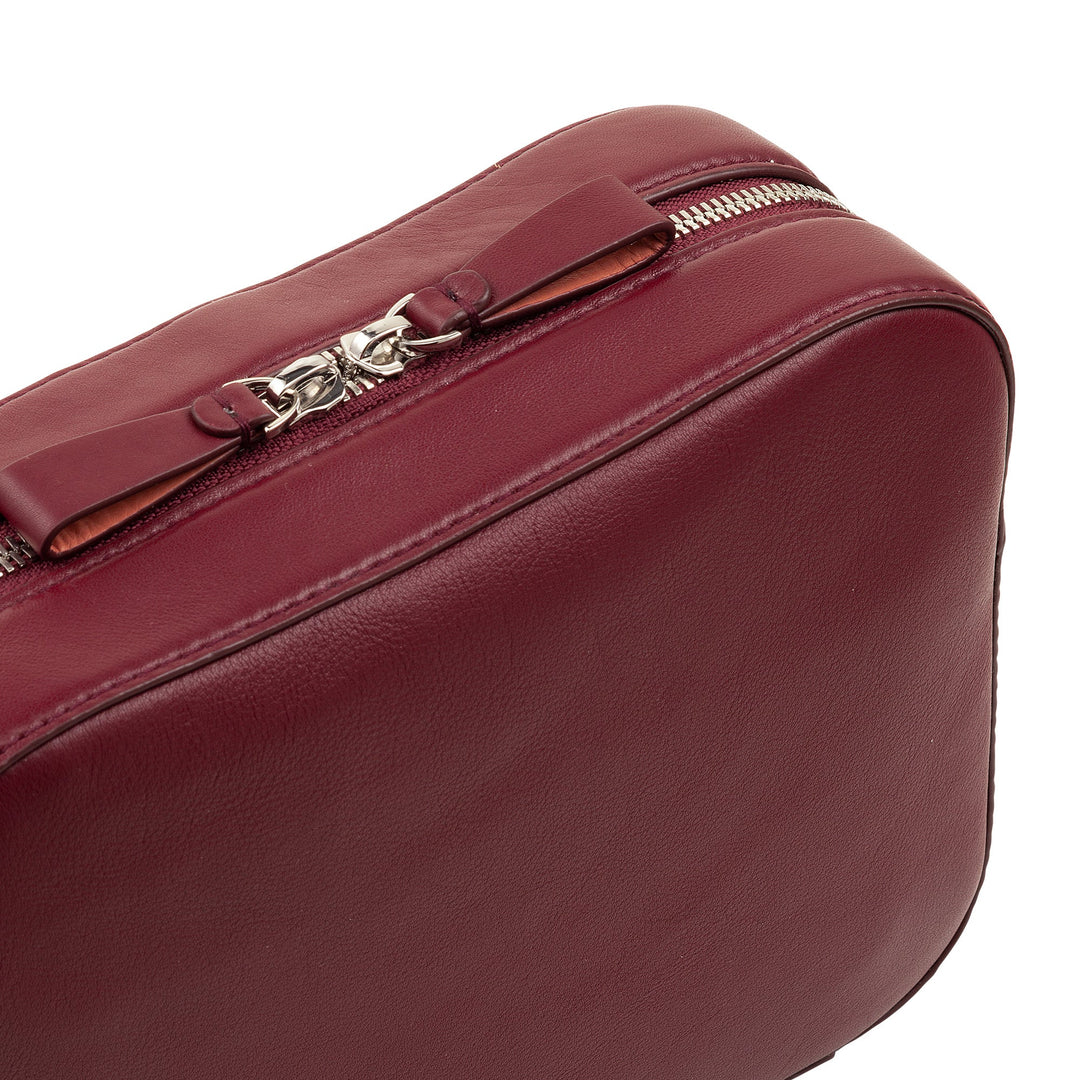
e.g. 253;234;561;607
1;3;1074;1077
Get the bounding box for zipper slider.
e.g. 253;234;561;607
340;293;463;378
229;294;458;434
0;299;461;562
228;353;348;435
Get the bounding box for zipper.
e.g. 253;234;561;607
667;180;846;237
0;535;35;576
0;177;845;579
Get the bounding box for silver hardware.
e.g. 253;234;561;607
206;293;445;444
225;353;348;436
669;181;847;237
326;344;386;397
377;293;466;355
220;292;456;440
341;314;418;378
340;293;464;379
0;534;35;576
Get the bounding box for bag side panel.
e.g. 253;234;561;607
0;307;1009;1080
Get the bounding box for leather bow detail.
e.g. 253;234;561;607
0;382;277;558
404;175;675;341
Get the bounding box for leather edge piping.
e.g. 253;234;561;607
828;304;1012;1056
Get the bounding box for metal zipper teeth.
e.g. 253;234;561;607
0;178;847;581
667;181;846;236
0;534;35;576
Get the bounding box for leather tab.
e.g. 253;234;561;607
405;176;675;338
192;382;282;440
406;271;491;338
0;385;276;558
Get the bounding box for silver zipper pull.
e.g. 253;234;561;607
227;294;464;439
224;353;348;437
340;294;463;379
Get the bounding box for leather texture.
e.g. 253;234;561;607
404;175;675;337
0;106;1011;1080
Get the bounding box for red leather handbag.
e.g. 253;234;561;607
0;107;1011;1079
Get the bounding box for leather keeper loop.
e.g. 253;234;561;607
192;382;278;443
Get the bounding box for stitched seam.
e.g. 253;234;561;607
207;390;248;442
443;284;483;335
0;114;790;418
0;283;999;760
0;208;982;616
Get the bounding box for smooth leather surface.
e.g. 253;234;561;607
404;175;675;336
0;308;1008;1079
0;107;1011;1080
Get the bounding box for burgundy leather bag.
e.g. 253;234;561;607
0;107;1011;1080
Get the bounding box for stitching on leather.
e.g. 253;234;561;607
0;210;983;617
0;114;789;420
207;389;248;442
443;283;483;335
0;280;1000;761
